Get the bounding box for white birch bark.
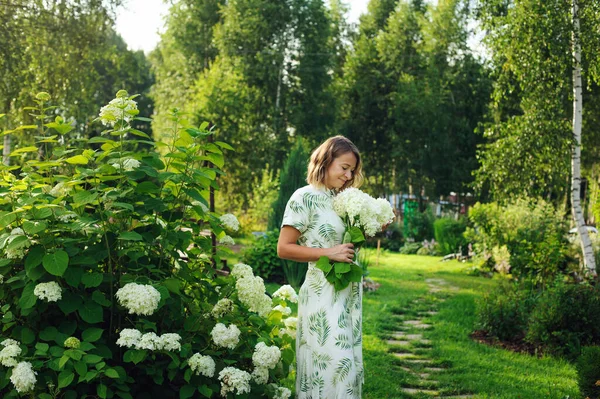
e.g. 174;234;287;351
571;0;596;274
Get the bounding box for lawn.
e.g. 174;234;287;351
361;251;579;399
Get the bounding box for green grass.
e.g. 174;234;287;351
362;251;580;399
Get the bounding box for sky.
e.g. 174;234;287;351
115;0;371;53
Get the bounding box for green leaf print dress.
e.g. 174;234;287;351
282;185;363;398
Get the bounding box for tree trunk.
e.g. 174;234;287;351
571;0;596;275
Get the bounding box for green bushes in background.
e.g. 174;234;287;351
434;217;468;255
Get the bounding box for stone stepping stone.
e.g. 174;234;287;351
386;339;411;346
402;358;434;365
401;387;439;396
438;396;474;399
424;367;446;372
393;333;424;341
393;352;419;359
425;278;447;285
404;320;433;329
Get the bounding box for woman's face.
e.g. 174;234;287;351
324;152;357;190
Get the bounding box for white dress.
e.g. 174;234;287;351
282;185;363;399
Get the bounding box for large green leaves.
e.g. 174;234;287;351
43;250;69;276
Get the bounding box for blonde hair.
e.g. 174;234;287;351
306;135;363;190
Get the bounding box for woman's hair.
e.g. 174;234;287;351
306;135;363;189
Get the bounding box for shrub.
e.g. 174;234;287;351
576;346;600;399
399;242;421;255
476;280;537;342
365;221;403;252
433;217;467;255
403;206;435;242
525;280;600;359
241;230;285;283
237;165;280;235
0;92;295;397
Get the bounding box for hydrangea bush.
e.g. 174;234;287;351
0;91;296;398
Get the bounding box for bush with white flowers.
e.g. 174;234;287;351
0;91;295;398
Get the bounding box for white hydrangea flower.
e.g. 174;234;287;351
284;317;297;330
10;361;36;393
116;329;142;348
57;212;77;223
211;298;234;318
274;386;292;399
218;367;251;397
272;305;291;316
159;333;181;352
0;340;21;367
251;366;269;385
252;342;281;370
218;235;235;246
236;276;272;317
272;285;298;303
33;282;62;302
188;353;215;378
99;97;138;127
5;233;31;259
115;283;161;316
230;263;254;279
333;188;394;237
220;214;240;232
210;323;240;349
135;332;162;351
111;158;141;172
49;182;70;197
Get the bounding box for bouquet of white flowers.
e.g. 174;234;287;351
316;188;395;291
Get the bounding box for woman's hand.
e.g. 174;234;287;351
327;243;355;263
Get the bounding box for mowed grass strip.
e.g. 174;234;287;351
362;251;580;399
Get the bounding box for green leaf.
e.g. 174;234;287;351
88;136;112;144
215;141;234;151
23;220;47;235
10;146;38;156
204;152;224;168
40;326;58;341
18;282;37;310
72;191;98;205
25;245;45;281
334;262;351;274
180;385;196;399
81;273;103;288
82;328;104;343
63;267;83;287
92;290;111;307
198;385;213;398
118;231;142;241
78;300;103;324
135;181;160;194
83;354;103;364
97;383;107;399
7;235;29;251
112;202;134;211
74;361;88;377
31;207;52;219
129;129;150;138
315;256;333;274
35;342;49;355
347;264;363;283
348;226;365;245
105;368;119;379
163;278;181;295
59;355;70;369
43;250;69;276
66;155;89;165
123;349;146;364
21;327;36;344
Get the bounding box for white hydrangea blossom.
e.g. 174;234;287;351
220;214;240;232
5;231;31;260
218;367;251;397
272;285;298;303
115;283;161;316
159;333;182;352
135;332;162;351
251;366;269;385
49;182;70;197
272;305;291;316
33;282;62;302
218;235;235;246
0;340;21;367
333;188;394;237
57;212;77;223
210;323;240;349
116;329;142;348
273;386;292;399
252;342;281;370
63;337;81;349
230;263;254;279
111;158;141;172
211;298;234;318
188;353;215;378
279;317;298;339
10;361;36;393
236;275;273;316
99;97;138;127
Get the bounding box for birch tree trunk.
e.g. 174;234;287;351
571;0;596;275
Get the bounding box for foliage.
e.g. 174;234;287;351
268;139;309;232
476;280;537;342
433;217;468;255
403;207;435;242
0;92;294;397
241;231;285;284
465;199;572;286
399;242;421;255
365;221;403;252
525;280;600;359
237;166;280;234
576;346;600;399
416;239;438;256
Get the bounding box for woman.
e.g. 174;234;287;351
277;135;364;399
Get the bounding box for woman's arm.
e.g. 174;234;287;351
277;226;355;263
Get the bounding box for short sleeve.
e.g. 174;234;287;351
281;189;310;234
